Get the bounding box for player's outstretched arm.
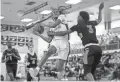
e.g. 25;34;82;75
38;34;53;43
33;30;53;43
48;29;72;36
25;15;52;30
47;25;77;36
96;2;104;25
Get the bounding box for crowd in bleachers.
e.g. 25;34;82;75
97;33;120;46
96;51;120;80
71;33;120;53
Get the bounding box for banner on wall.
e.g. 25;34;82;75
1;35;35;53
1;24;25;33
18;36;25;47
1;35;33;47
10;25;25;33
1;24;9;32
26;37;33;46
9;36;17;46
1;35;9;45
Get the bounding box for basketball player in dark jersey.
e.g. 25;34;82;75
47;2;104;81
24;45;40;81
1;41;21;81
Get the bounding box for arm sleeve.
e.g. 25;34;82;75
70;25;78;32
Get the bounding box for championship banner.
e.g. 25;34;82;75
10;25;25;33
1;24;9;32
9;36;17;46
1;35;9;45
18;36;25;47
26;37;33;46
1;35;36;53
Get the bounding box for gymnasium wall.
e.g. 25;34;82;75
0;27;46;63
1;29;38;53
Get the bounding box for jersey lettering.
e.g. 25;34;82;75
30;57;36;64
7;53;12;60
32;60;35;64
87;25;94;33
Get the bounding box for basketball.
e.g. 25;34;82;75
34;23;44;34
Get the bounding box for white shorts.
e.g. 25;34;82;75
50;39;70;60
29;67;39;77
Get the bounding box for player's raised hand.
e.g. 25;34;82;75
99;2;104;11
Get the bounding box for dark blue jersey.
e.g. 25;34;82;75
27;53;37;68
3;48;19;64
70;21;98;46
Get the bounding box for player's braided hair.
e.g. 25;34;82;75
79;11;90;22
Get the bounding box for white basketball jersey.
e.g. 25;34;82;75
50;15;69;41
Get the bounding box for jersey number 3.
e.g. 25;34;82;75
32;60;35;64
87;25;94;33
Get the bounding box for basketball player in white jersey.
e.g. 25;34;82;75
33;6;70;80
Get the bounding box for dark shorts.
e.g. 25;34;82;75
6;64;17;78
83;45;102;76
27;72;32;81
